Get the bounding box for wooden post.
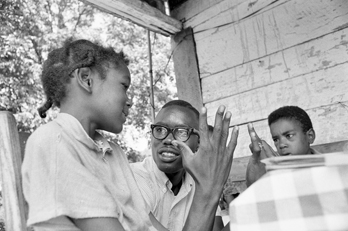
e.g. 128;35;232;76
0;111;27;231
171;27;203;111
147;30;156;122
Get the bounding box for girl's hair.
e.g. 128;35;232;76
38;38;129;118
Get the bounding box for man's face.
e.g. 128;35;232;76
270;119;313;155
151;105;199;175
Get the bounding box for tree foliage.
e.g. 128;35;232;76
0;0;177;159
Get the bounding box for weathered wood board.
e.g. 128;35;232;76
171;0;348;167
0;112;28;231
202;28;348;104
193;0;348;77
171;0;226;24
171;28;203;110
85;0;182;36
175;0;289;32
205;62;348;125
18;132;30;161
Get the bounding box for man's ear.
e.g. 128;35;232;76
306;128;316;144
75;67;93;93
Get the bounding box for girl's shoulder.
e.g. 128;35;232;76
28;119;62;145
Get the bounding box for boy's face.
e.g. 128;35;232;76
270;119;315;155
151;105;199;177
92;62;131;134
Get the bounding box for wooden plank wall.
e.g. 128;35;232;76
172;0;348;158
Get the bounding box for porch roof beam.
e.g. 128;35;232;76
83;0;183;36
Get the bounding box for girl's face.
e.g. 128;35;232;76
92;62;131;134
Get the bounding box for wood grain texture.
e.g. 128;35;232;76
171;27;203;110
184;0;288;32
202;28;348;104
84;0;182;35
197;0;348;161
170;0;348;185
18;132;30;162
206;62;348;125
171;0;225;23
313;140;348;154
0;112;27;231
194;0;348;77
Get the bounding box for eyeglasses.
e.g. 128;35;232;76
150;124;199;142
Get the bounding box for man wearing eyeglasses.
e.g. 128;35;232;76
131;100;237;231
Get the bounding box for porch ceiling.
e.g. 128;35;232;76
168;0;188;11
82;0;183;36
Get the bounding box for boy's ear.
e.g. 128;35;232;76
75;67;93;93
306;128;316;144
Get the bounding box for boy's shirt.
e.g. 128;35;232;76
22;113;155;231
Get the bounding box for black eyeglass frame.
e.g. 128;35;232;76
150;124;200;142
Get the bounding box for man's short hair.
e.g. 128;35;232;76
161;100;199;119
268;105;313;132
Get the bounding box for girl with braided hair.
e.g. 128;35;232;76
22;38;157;231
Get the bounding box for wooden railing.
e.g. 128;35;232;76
0;111;28;231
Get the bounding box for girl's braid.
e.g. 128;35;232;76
38;40;97;118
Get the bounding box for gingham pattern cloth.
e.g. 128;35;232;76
229;157;348;230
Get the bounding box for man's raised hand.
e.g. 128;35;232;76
172;106;239;197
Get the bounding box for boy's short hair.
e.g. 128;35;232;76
268;106;313;132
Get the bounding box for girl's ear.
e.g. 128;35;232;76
75;67;93;93
306;128;316;144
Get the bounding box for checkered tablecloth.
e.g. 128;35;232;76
229;153;348;231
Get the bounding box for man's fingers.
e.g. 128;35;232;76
212;105;226;143
198;107;209;144
220;111;232;149
226;126;239;158
249;143;253;152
